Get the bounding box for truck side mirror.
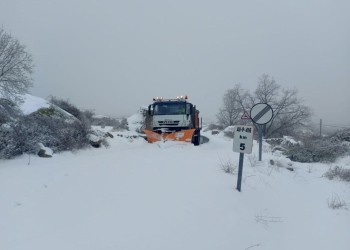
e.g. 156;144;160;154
148;105;154;116
186;104;191;115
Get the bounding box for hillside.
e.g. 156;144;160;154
0;121;349;250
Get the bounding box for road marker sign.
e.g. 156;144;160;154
233;125;254;154
232;125;254;192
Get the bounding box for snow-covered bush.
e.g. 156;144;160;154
0;123;23;158
204;123;224;132
49;97;94;133
0;113;90;159
50;96;85;120
223;126;235;138
0;98;21;125
26;114;89;152
91;116;128;131
324;166;350;182
267;130;350;163
284;140;348;163
55;96;129;132
88;128;111;148
266;136;300;149
331;129;350;144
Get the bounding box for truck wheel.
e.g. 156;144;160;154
192;130;200;146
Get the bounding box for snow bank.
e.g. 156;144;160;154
127;107;145;132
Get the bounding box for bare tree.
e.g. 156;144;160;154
265;88;312;137
216;84;253;127
0;27;33;102
217;74;312;137
255;74;280;104
253;74;312;137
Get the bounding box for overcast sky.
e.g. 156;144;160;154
1;0;349;127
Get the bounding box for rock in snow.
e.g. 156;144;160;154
37;143;53;157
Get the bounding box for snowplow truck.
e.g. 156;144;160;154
144;96;201;145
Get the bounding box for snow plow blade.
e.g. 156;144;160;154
144;129;196;143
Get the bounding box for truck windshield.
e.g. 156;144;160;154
154;102;186;115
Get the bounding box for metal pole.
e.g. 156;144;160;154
258;125;263;161
236;153;244;192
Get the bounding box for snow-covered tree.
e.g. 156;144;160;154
0;27;33;102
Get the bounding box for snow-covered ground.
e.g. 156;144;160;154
1;124;349;250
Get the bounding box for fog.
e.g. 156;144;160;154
1;0;349;127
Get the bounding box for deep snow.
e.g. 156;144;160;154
1;125;350;250
1;94;349;250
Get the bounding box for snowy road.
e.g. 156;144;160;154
1;131;350;250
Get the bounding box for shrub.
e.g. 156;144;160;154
223;126;235;138
274;130;350;163
284;142;348;163
0;113;90;159
218;157;237;175
35;107;56;117
91;116;128;130
327;194;347;210
50;96;83;119
324;166;350;182
205;123;224;132
0;98;21;125
49;96;94;132
0;96;98;159
0;122;24;158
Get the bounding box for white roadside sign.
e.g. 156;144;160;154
233;125;254;154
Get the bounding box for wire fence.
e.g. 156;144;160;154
322;123;350;129
317;120;350;136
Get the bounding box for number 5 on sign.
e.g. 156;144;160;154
233;125;254;154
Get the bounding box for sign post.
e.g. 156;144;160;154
233;125;254;192
250;103;273;161
258;125;263;161
237;153;244;192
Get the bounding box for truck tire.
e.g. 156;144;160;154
192;130;200;146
